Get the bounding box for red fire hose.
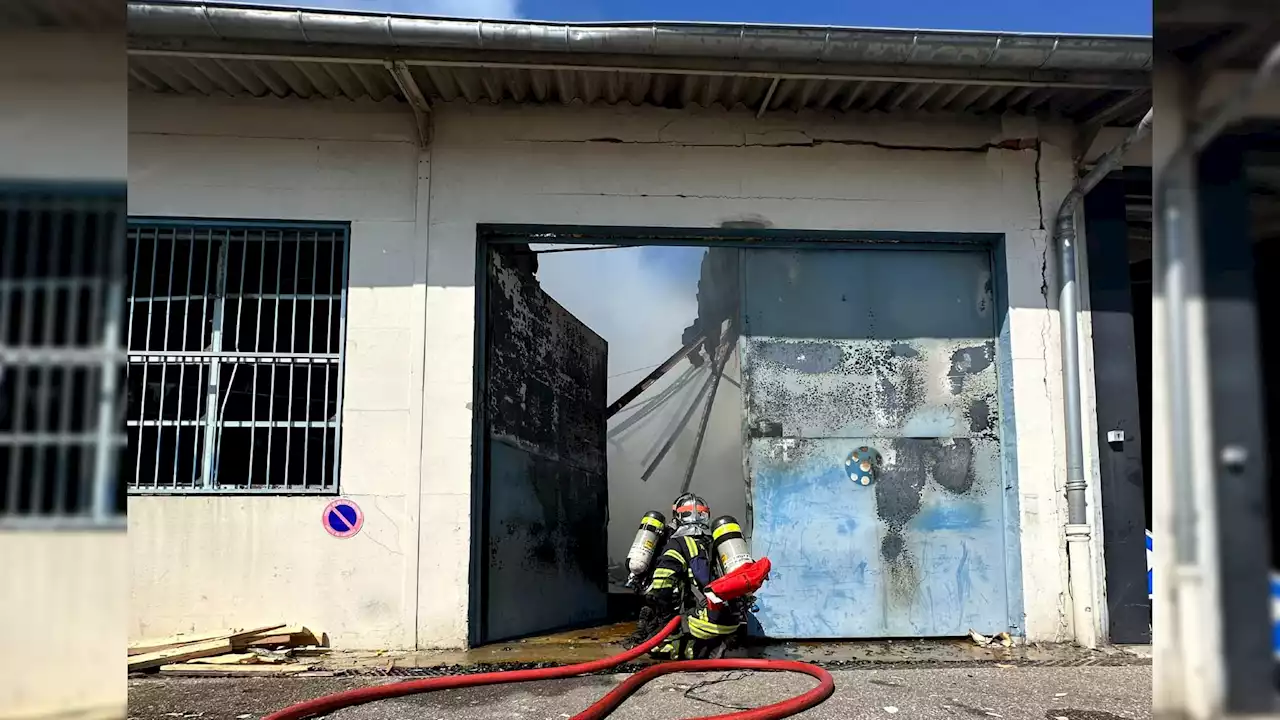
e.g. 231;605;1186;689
262;616;835;720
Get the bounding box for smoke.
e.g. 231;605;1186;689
533;245;748;591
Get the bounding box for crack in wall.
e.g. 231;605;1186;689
1036;141;1049;302
533;191;939;202
521;132;1027;155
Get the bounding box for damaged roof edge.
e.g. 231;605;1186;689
127;1;1152;76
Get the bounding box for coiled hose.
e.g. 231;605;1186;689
262;616;835;720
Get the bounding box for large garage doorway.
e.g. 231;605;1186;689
470;227;1021;646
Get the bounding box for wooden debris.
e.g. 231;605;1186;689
243;634;293;648
129;625;286;656
159;663;312;677
129;639;235;672
188;653;262;665
130;623;326;673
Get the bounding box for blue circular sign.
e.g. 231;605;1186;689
323;499;364;538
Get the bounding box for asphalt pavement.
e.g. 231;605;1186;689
129;665;1151;720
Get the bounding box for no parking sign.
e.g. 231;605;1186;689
323;499;364;538
1146;530;1152;599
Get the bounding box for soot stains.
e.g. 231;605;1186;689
874;438;977;565
968;398;992;434
875;445;928;530
745;339;931;438
928;439;976;494
756;340;844;374
486;249;607;474
880;532;905;561
948;342;995;394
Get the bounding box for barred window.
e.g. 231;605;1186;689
0;185;127;526
124;221;349;494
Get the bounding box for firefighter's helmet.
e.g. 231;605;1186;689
671;493;710;535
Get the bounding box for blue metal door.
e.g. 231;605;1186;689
742;246;1011;638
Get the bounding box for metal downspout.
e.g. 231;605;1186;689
1054;108;1153;647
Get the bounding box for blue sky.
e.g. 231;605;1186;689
248;0;1151;35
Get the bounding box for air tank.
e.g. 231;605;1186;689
625;511;667;582
711;515;753;575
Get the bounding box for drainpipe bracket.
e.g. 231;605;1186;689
1065;523;1092;540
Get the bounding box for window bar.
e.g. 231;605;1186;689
140;228;159;488
250;231;266;487
285;233;300;489
31;202;65;509
322;235;335;489
125;229;142;489
0;198;11;516
153;229;178;487
85;217;107;495
56;205;88;513
92;204;124;521
304;231;318;487
331;231;350;490
193;231;214;486
171;229;196;486
266;230;283;489
9;205;42;511
0;196;17;347
200;234;228;489
213;231;249;486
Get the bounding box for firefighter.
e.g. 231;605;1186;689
626;492;743;659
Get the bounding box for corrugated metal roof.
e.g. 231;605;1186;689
126;1;1151;125
127;53;1150;123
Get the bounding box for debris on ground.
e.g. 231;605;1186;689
128;624;329;676
966;629;1014;648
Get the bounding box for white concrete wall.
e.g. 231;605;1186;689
0;30;128;720
127;95;431;649
0;32;126;183
129;94;1096;646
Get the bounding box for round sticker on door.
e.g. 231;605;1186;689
323;499;364;538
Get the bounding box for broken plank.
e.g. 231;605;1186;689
129;624;285;655
235;626;322;649
187;653;260;665
159;663;312;677
242;634;294;648
129;639;234;672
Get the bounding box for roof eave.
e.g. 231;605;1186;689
127;0;1152;88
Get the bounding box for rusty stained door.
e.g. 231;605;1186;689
743;246;1010;638
482;249;609;643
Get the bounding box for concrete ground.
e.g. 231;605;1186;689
315;621;1152;672
129;665;1151;720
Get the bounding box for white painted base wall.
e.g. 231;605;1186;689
128;92;1117;649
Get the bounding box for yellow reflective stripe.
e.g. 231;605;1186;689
689;616;739;638
663;549;687;565
652;568;677;579
713;522;742;540
684;536;698;557
647;579;675;590
688;624;717;640
641;517;665;529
